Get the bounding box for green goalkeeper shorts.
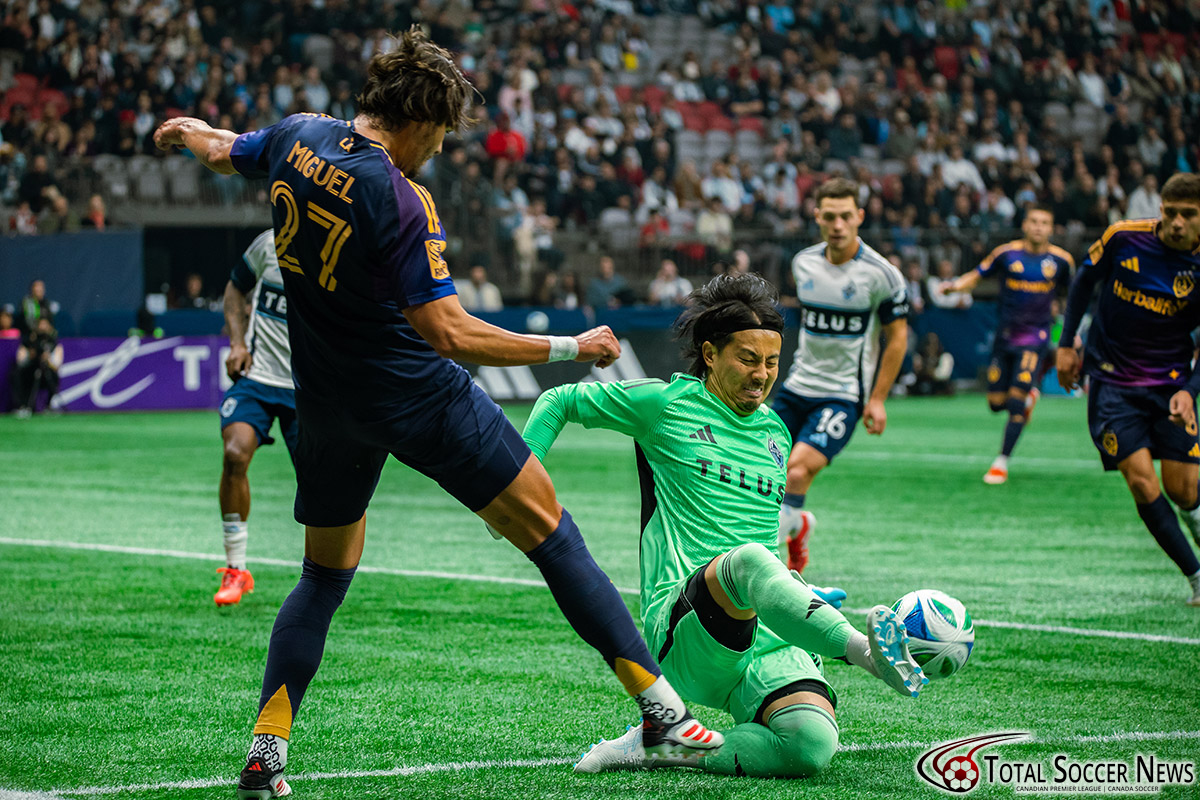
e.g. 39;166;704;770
645;573;836;725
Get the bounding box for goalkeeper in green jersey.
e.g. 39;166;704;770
523;273;927;779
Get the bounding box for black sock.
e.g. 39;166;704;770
254;557;357;736
1001;397;1026;457
526;508;662;693
1136;496;1200;576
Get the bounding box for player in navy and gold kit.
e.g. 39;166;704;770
155;30;719;799
940;205;1074;484
1057;173;1200;607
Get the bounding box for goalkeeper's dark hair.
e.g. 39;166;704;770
357;28;475;133
675;272;785;378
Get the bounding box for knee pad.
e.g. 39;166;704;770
770;704;839;778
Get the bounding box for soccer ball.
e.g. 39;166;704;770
526;310;550;333
891;589;974;680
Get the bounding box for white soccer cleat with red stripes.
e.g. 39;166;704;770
574;714;723;773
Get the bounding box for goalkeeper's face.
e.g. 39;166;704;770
704;329;783;416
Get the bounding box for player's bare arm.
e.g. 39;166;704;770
864;317;907;435
153;117;238;175
223;280;253;379
404;294;621;367
939;270;981;295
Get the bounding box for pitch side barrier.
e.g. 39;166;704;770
0;304;1014;412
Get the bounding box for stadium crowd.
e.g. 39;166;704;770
1;0;1198;302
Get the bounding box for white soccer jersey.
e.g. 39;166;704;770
240;230;293;390
781;238;908;403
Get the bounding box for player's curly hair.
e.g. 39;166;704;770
357;28;475;132
675;272;785;378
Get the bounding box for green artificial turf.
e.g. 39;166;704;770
1;395;1198;799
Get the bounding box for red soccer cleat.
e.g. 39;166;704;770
1024;388;1040;424
786;510;816;573
215;567;255;606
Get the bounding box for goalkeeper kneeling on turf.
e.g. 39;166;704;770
522;273;929;778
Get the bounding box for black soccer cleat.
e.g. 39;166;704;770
236;756;291;799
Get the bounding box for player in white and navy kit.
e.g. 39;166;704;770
772;179;909;573
215;229;297;607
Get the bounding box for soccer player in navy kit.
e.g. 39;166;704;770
1056;173;1200;607
155;30;719;799
939;205;1074;484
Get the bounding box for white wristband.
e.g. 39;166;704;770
546;335;579;363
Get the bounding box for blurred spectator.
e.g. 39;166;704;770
12;316;63;417
455;265;503;312
531;270;561;307
586;255;631;310
19;279;55;333
696;196;733;253
175;273;211;310
10;201;37;235
902;259;926;316
559;272;582;310
484;113;527;178
38;190;79;234
702;160;742;214
639;207;670;248
910;332;955;396
1127;174;1161;220
82;194;106;230
928;260;974;310
0;309;20;339
18;153;54;214
647;259;693;306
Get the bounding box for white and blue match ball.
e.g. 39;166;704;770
526;310;550;333
891;589;974;680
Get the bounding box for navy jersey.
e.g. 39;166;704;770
1075;220;1200;388
975;240;1074;349
229;113;460;409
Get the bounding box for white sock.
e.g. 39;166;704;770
635;676;687;725
1188;570;1200;595
778;504;807;545
1179;505;1200;548
843;630;878;677
247;733;288;772
223;513;248;570
992;455;1009;470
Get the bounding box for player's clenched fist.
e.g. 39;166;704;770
575;326;621;368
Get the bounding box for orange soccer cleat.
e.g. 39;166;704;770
215;567;255;606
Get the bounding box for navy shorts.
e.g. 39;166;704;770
987;342;1046;395
1087;380;1200;471
219;377;298;455
771;388;861;464
292;375;532;527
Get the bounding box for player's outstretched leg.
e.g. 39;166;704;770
1123;455;1200;605
576;702;837;777
715;543;926;697
521;507;723;757
237;522;361;799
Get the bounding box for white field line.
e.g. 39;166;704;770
1;730;1190;797
2;537;1199;647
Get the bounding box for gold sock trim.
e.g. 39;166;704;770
614;657;658;696
252;685;293;738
